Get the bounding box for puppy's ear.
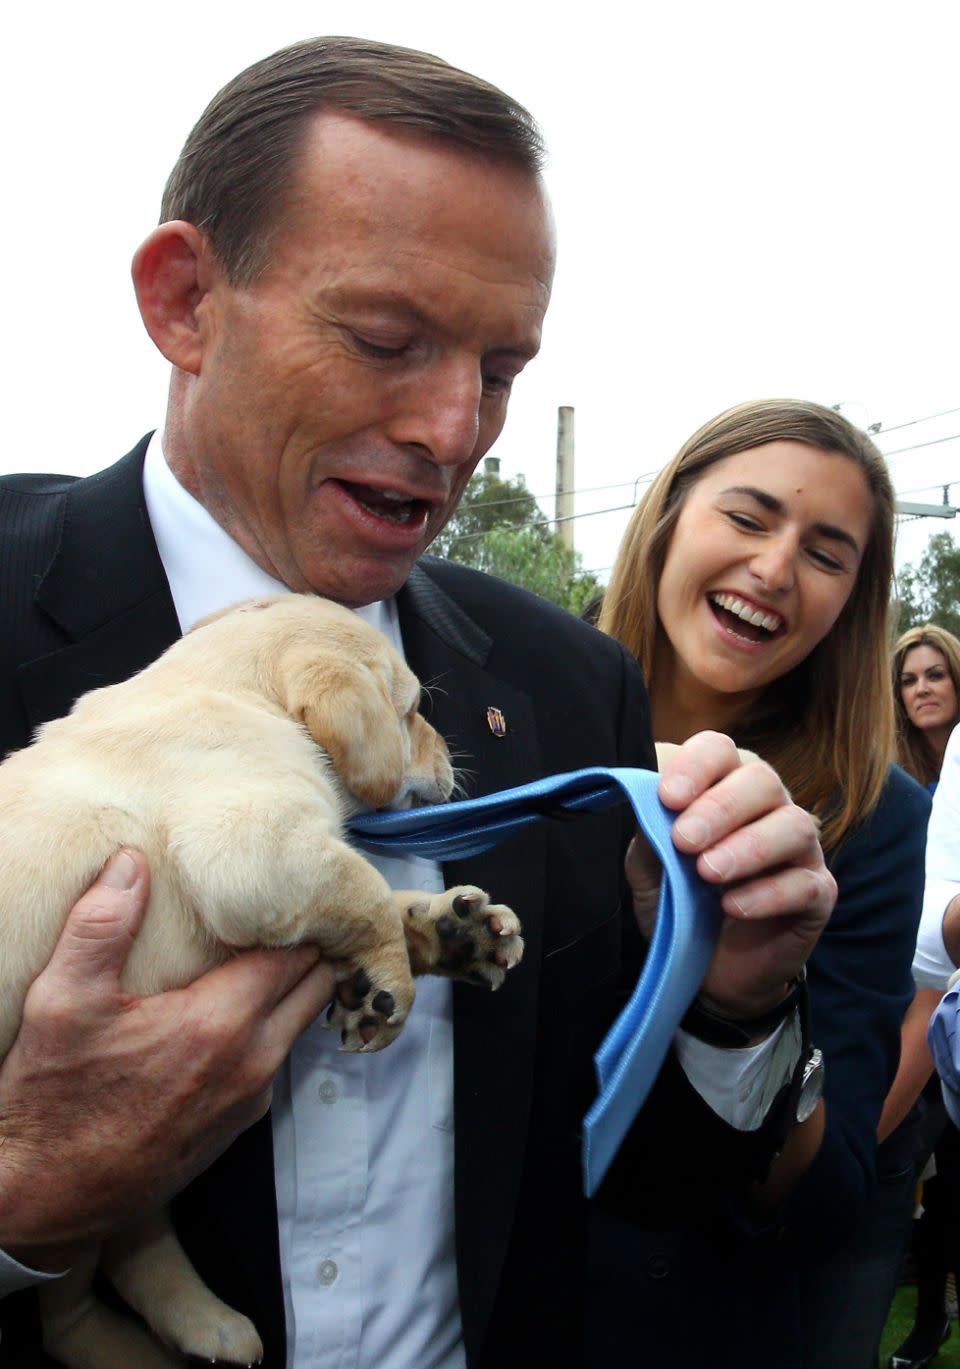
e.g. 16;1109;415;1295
287;657;405;809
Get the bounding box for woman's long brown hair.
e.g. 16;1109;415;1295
599;398;896;852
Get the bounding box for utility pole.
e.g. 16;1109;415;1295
896;489;957;519
555;406;575;550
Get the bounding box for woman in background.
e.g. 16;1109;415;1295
590;399;930;1369
888;625;960;1369
895;625;960;789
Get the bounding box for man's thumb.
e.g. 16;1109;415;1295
50;849;151;986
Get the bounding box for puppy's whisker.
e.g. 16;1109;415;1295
449;763;477;801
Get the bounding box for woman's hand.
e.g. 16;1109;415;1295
625;731;836;1018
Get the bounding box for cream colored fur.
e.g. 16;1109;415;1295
0;594;523;1368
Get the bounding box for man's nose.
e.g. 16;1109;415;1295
390;359;482;466
749;535;797;593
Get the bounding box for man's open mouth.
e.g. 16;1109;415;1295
707;592;784;643
338;481;430;527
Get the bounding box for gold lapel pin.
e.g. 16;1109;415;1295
485;706;507;738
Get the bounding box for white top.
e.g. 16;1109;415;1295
914;722;960;989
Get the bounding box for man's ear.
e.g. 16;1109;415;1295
131;221;216;375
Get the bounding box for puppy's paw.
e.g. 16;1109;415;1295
166;1302;263;1365
401;885;524;989
324;966;411;1052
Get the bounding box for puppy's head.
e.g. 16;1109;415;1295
264;598;454;811
298;656;453;812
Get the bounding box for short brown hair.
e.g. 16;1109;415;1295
893;623;960;785
160;36;546;283
599;399;896;851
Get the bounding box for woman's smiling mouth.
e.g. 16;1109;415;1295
707;591;785;644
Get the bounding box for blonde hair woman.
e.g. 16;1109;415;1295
591;400;930;1369
894;623;960;788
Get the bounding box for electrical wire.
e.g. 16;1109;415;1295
880;432;960;459
874;406;960;436
895;479;960;499
461;473;658;515
443;501;638;546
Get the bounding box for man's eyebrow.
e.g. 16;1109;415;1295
322;286;541;358
720;485;863;555
323;286;432;327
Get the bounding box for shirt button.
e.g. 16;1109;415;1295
317;1259;339;1286
318;1079;339;1104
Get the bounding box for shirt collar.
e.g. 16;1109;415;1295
142;430;399;646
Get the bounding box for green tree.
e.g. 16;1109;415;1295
431;470;548;559
896;530;960;637
433;469;603;615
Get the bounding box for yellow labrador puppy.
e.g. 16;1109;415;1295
0;594;523;1369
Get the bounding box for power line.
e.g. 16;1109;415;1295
874;406;960;436
444;501;637;546
464;474;657;516
880;432;960;459
895;479;960;499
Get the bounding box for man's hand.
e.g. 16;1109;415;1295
0;848;335;1271
625;732;835;1019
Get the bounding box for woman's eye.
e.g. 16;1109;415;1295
726;511;763;531
806;547;844;572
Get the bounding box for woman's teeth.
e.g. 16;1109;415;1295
709;592;782;635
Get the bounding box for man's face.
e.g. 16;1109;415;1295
174;112;555;606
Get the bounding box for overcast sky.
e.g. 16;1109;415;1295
4;0;958;583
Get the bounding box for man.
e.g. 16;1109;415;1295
0;38;833;1367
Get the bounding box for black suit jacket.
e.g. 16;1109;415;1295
0;438;665;1366
2;439;841;1367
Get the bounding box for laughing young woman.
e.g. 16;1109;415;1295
591;399;931;1369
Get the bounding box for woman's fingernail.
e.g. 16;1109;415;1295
703;846;735;880
674;814;709;847
100;850;137;890
661;773;695;805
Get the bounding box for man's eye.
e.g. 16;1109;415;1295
351;333;408;360
482;372;513;396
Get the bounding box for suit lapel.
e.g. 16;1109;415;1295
399;564;548;1361
16;440;182;730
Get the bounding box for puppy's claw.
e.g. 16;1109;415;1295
409;886;523;988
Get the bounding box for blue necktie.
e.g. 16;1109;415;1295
349;767;723;1196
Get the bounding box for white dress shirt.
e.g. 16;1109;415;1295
914;722;960;989
143;434;465;1369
